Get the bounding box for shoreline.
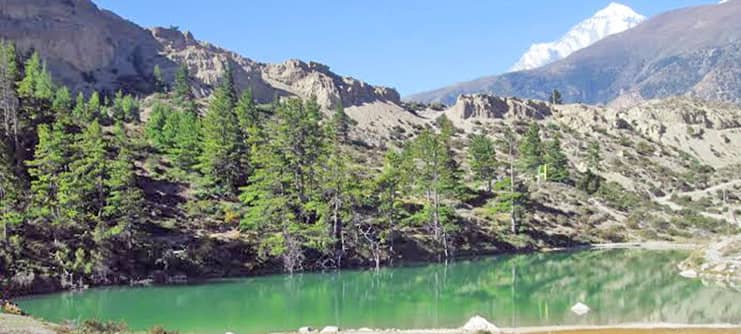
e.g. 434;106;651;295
319;323;741;334
8;241;703;300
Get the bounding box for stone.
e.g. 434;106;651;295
680;269;698;278
298;327;315;334
570;302;590;316
320;326;339;333
462;315;501;333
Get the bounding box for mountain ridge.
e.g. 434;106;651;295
511;2;645;71
408;1;741;107
0;0;399;109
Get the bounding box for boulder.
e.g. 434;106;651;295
462;315;501;333
320;326;339;334
298;327;315;334
570;302;590;316
680;269;698;278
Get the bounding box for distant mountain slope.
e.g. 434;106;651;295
408;1;741;106
511;2;645;72
0;0;399;108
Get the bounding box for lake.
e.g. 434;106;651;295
17;249;741;334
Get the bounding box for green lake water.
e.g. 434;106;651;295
17;249;741;334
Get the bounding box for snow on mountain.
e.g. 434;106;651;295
510;2;645;72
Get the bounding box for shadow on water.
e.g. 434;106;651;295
17;249;741;334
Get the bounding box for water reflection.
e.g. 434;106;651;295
18;250;741;334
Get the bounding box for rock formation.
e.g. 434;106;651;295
447;94;552;121
0;0;400;109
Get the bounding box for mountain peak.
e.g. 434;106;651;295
594;2;642;18
509;3;645;72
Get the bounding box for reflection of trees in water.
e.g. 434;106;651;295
19;250;741;333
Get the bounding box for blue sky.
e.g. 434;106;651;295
93;0;716;95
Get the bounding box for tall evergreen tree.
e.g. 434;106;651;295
168;110;202;170
408;128;460;258
363;150;406;268
543;137;569;182
52;86;72;114
550;89;562;105
199;66;242;196
144;102;172;148
104;139;144;226
330;103;355;144
468;133;498;192
240;98;328;273
0;139;21;240
27;122;71;224
72;92;87;122
17;52;41;98
64;120;108;220
174;63;193;110
498;126;520;233
234;89;259;177
35;63;54;100
86;91;101;122
519;122;543;174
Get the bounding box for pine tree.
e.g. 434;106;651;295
234;89;259;176
498;126;520;234
27;122;71;224
519;122;543;174
104;139;143;225
0;139;21;240
408;128;461;258
112;91;138;122
363;150;405;268
543;137;569;182
550;89;562;105
199;67;242;196
18;52;41;98
122;94;138;122
35;62;54;100
468;133;497;192
168;110;201;170
436;114;456;141
174;63;192;104
72;92;87;122
144;102;172;148
320;107;356;267
65;120;108;220
240;98;328;273
52;86;72;114
330;103;355;144
86;91;101;122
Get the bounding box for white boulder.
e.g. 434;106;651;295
299;327;315;334
680;269;698;278
462;315;501;333
570;302;590;316
320;326;340;334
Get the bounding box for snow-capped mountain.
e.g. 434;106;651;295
510;2;645;72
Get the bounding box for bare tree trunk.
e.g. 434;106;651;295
510;143;517;234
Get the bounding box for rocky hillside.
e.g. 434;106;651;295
0;0;399;109
408;1;741;107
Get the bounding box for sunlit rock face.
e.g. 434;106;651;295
0;0;400;109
